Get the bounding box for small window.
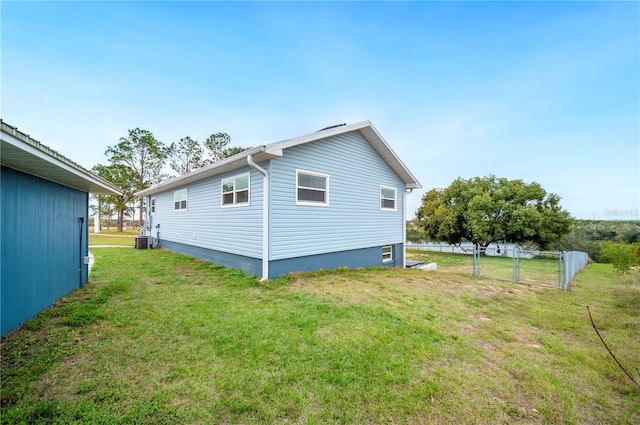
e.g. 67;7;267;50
380;186;397;211
222;173;250;207
296;170;329;206
174;189;187;211
150;198;156;214
383;246;393;262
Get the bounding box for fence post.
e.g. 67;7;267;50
562;252;569;291
512;249;520;283
558;252;564;291
473;244;479;276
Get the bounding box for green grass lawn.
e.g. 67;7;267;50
408;250;565;288
2;250;639;424
89;230;137;247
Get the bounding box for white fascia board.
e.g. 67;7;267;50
358;125;422;189
266;120;421;189
266;121;372;152
135;146;282;197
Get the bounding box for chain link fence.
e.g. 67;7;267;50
406;242;588;291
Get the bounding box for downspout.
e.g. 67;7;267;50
79;216;85;287
403;188;413;269
247;155;269;280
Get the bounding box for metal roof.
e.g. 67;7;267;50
1;120;121;196
136;120;421;197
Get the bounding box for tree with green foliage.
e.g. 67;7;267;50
204;132;249;162
416;175;572;252
92;164;138;232
168;136;207;175
105;128;170;227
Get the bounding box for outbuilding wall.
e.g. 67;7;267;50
1;166;89;336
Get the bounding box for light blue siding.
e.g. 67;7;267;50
1;166;89;336
270;131;405;260
147;165;265;259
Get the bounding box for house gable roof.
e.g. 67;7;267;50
135;120;421;197
1;120;121;196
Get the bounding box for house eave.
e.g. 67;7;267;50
0;120;121;196
135;146;282;197
136;120;421;197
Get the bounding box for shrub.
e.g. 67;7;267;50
599;242;640;273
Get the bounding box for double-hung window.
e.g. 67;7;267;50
380;186;397;211
150;198;156;214
296;170;329;206
174;189;187;211
222;173;250;207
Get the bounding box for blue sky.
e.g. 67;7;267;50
2;1;639;220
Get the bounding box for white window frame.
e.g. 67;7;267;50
150;198;156;215
221;173;251;208
174;189;187;211
296;169;329;206
380;186;397;211
383;245;393;262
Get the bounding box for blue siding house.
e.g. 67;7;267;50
1;120;120;336
137;121;421;280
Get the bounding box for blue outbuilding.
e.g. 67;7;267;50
136;121;421;280
1;120;121;336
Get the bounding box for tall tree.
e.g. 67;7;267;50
105;128;169;226
204;132;232;162
92;164;138;232
204;132;250;162
416;175;572;251
168;136;206;175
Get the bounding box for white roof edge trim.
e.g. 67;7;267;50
268;120;421;188
363;124;422;189
1;122;121;195
136;119;422;196
135;145;272;197
266;121;372;152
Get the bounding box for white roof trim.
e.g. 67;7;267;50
1;120;121;196
135;145;283;197
135;120;421;197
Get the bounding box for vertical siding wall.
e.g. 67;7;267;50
1;166;88;336
270;131;406;263
148;165;265;259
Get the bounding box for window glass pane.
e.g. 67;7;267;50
235;176;249;190
236;190;249;203
180;200;187;209
174;201;180;210
222;181;234;193
298;188;326;203
174;189;187;202
298;173;326;190
382;199;395;209
381;188;395;199
223;193;234;205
